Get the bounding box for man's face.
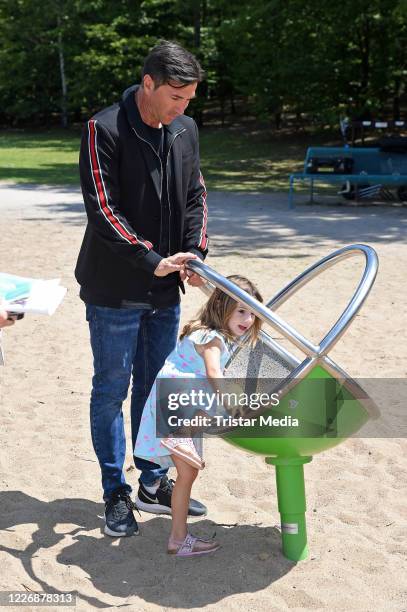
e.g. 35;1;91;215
144;75;197;125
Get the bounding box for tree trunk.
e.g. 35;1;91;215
355;14;371;111
393;77;401;120
230;93;236;114
57;9;68;128
193;1;201;49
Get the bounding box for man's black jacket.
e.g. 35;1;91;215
75;85;208;308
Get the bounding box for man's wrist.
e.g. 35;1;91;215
137;250;163;275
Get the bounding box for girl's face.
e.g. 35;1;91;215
227;303;256;337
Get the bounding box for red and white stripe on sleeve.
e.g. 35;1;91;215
198;171;208;250
87;119;152;250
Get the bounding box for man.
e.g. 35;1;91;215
76;40;209;537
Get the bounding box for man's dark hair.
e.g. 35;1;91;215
142;40;204;88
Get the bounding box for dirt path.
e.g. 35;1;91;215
0;185;406;611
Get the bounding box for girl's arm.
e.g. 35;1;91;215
196;339;245;417
199;338;224;380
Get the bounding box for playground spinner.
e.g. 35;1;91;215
187;244;379;562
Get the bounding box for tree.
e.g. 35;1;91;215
0;0;405;127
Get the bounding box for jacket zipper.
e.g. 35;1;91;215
166;128;186;254
132;126;164;255
132;127;163;199
133;125;186;257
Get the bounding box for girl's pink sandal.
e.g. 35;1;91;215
160;437;205;470
168;533;220;557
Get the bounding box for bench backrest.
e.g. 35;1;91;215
304;147;407;176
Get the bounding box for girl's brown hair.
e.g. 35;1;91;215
180;275;263;346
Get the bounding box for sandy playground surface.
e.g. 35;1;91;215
0;184;406;611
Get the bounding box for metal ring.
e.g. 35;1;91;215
186;243;378;357
186;260;319;357
266;243;378;354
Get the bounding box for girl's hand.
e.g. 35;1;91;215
185;270;205;287
228;404;247;419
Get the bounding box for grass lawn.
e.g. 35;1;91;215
0;126;342;191
0;130;81;185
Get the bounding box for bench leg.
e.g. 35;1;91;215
310;179;314;204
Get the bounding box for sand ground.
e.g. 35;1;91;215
0;185;406;611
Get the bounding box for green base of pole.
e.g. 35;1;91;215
266;456;312;562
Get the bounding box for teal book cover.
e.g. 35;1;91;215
0;273;33;303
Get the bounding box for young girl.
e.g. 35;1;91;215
135;275;263;557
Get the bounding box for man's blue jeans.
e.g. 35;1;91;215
86;303;180;500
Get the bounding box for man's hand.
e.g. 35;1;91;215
154;252;197;278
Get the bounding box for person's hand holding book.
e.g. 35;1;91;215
0;304;16;328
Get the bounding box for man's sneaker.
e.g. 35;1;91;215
104;489;139;537
135;475;207;517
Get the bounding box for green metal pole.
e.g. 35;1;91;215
266;456;312;562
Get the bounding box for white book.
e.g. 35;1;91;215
0;273;67;315
0;273;67;366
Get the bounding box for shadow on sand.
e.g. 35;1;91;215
0;490;293;608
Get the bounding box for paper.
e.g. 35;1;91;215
0;273;67;316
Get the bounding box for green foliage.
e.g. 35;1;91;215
0;0;405;126
211;0;407;123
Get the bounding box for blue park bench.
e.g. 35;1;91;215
288;146;407;209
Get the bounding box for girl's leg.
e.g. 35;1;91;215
168;455;220;557
169;455;198;544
